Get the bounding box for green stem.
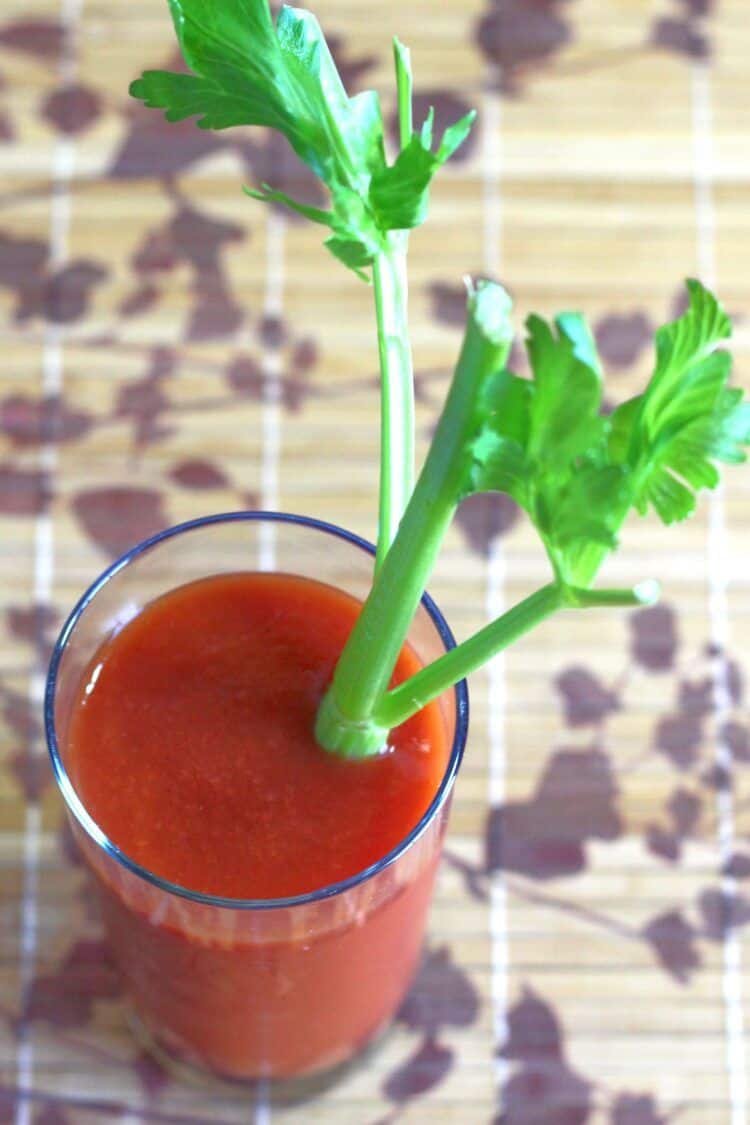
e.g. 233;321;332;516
316;284;513;757
393;37;413;150
370;38;416;572
374;579;660;730
372;241;415;572
564;581;660;609
376;584;563;729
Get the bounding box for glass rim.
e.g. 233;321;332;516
45;510;470;912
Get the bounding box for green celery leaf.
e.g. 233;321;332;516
453;279;745;592
481;368;532;447
420;107;435;150
165;0;277;66
638;388;750;521
549;464;629;550
615;281;750;523
326;183;383;272
436;111;477;161
274;6;385;182
637;468;697;524
132;0;289;131
461;312;623;585
538;461;632;585
130;70;288;131
642;278;732;433
608;395;642;465
131;0;388;275
131;1;471;272
369;111;476;230
525;312;605;465
704;389;750;462
324;235;373;279
243;184;334;225
469;430;528;507
555;311;602;376
647;349;732;435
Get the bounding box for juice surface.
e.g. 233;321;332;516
67;572;450;900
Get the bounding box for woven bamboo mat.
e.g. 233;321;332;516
1;0;749;1121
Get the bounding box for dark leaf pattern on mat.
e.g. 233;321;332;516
697;888;750;941
724;853;750;880
610;1094;669;1125
41;83;101;134
442;610;750;995
455;492;520;554
0;230;108;323
0;230;49;319
497;989;671;1123
0;463;51;515
31;260;108;324
429;280;476;328
655;712;703;771
497;989;592;1124
110;109;226;182
118;282;159;318
6;602;58;647
114;346;176;448
475;0;717;94
72;485;168;557
130;204;245;341
651;17;709;59
724;659;744;705
476;1;573;95
226;353;264;399
594;311;653;371
33;1107;75;1125
486;749;622;880
642;910;702;983
0;394;92;447
0;19;64;59
55;822;100;923
651;658;734;772
556;667;620;726
397;946;479;1037
502;987;563;1061
650;0;715;58
629;605;678;672
133;1049;170;1099
646;787;702;865
383;1038;454;1103
0;681;48;798
26;940;121;1027
168;458;230;490
0;107;15;143
1;684;44;742
9;747;50;801
721;720;750;761
384;947;477;1104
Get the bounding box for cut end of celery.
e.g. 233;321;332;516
315;689;391;759
467;279;514;348
633;578;661;606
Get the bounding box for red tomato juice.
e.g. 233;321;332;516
65;571;452;1078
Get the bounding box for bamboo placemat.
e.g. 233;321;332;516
1;0;749;1121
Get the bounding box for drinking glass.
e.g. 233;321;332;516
46;512;469;1080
